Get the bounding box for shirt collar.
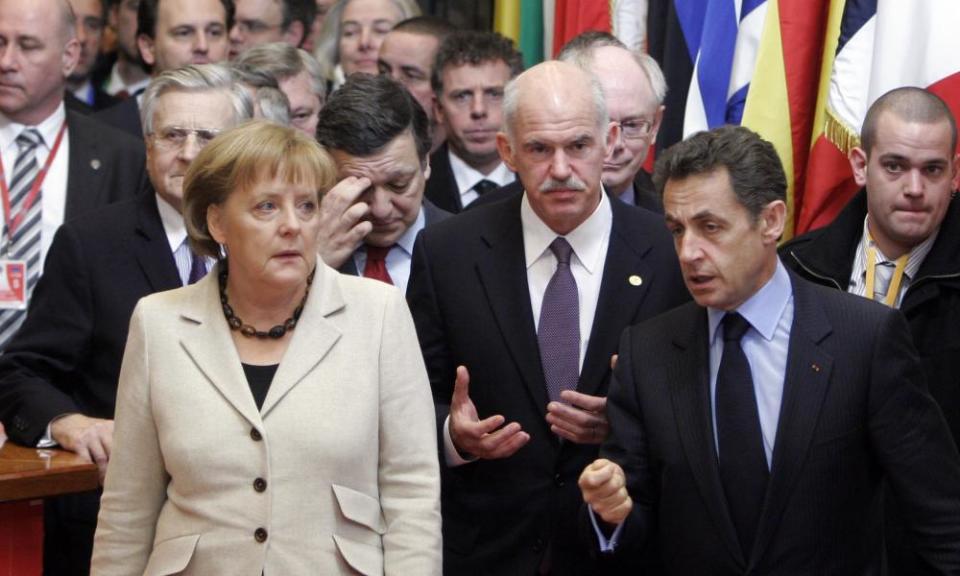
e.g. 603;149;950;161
155;193;187;253
448;148;513;195
391;204;425;256
0;103;67;153
861;214;938;281
708;259;792;344
520;187;611;275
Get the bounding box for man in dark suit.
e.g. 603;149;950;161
424;31;522;214
0;0;147;350
93;0;234;137
581;125;960;574
407;60;688;575
316;74;449;294
780;87;960;574
64;0;119;112
0;64;252;576
228;0;314;59
557;31;665;213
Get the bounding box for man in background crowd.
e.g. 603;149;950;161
228;0;314;59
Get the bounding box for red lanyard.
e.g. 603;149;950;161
0;122;67;241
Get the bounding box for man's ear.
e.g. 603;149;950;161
496;132;516;173
61;38;81;78
760;200;787;245
849;146;869;188
138;34;156;67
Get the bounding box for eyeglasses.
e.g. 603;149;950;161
617;118;654;140
150;127;221;150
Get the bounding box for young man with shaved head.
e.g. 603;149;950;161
407;60;687;575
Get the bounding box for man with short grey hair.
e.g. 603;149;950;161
407;60;687;575
0;63;252;576
232;41;324;134
558;30;666;213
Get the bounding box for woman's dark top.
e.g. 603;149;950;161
241;363;279;411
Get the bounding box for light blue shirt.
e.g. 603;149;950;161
593;259;794;551
707;259;794;467
351;206;425;294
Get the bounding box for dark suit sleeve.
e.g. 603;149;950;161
593;327;655;557
407;231;455;440
0;223;95;445
868;309;960;570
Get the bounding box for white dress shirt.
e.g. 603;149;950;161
448;149;514;208
156;194;214;285
847;215;936;308
350;206;425;294
444;191;613;465
0;104;70;268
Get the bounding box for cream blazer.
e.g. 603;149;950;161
91;263;441;576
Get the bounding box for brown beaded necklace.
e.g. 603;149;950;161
218;264;315;339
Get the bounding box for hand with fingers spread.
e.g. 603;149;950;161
449;365;530;460
317;176;374;268
51;413;114;483
579;458;632;525
545;390;609;444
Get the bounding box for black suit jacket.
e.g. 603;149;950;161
602;273;960;574
92;97;142;139
423;143;516;214
64;89;120;115
407;193;689;575
64;110;147;218
0;192;181;444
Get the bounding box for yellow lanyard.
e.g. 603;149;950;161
864;232;909;307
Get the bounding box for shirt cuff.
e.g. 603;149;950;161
37;421;58;448
442;415;477;467
589;507;624;553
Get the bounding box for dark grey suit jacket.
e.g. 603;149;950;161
603;272;960;574
407;193;689;575
91;97;142;139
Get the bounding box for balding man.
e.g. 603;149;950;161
94;0;234;136
228;0;315;59
781;87;960;574
559;31;666;213
406;60;688;575
0;0;146;350
0;64;252;576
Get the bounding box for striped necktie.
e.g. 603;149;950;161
0;129;44;351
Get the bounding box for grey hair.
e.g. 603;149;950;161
140;64;254;135
256;86;291;125
502;71;609;144
312;0;421;82
233;42;326;104
558;34;667;106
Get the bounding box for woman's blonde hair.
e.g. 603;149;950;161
183;120;337;259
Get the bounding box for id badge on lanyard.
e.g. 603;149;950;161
0;122;66;309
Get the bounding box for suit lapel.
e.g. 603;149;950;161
133;192;182;292
579;199;657;396
749;277;833;568
260;264;343;415
668;304;746;567
178;268;264;428
64;111;106;219
475;197;550;418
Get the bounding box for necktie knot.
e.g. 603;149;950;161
366;245;391;262
16;129;42;152
549;237;573;266
473;179;498;196
722;312;750;342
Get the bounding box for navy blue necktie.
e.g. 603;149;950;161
716;312;768;558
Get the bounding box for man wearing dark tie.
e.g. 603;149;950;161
423;31;522;214
315;73;449;294
580;125;960;574
407;60;688;575
0;64;252;576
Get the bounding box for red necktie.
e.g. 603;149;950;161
363;245;393;285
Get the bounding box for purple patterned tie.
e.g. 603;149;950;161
538;237;580;403
187;250;207;285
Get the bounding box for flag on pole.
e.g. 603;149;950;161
797;0;960;233
552;0;613;56
494;0;547;68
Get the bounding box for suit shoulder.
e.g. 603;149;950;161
58;197;142;239
69;109;144;150
778;226;826;257
335;271;403;305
